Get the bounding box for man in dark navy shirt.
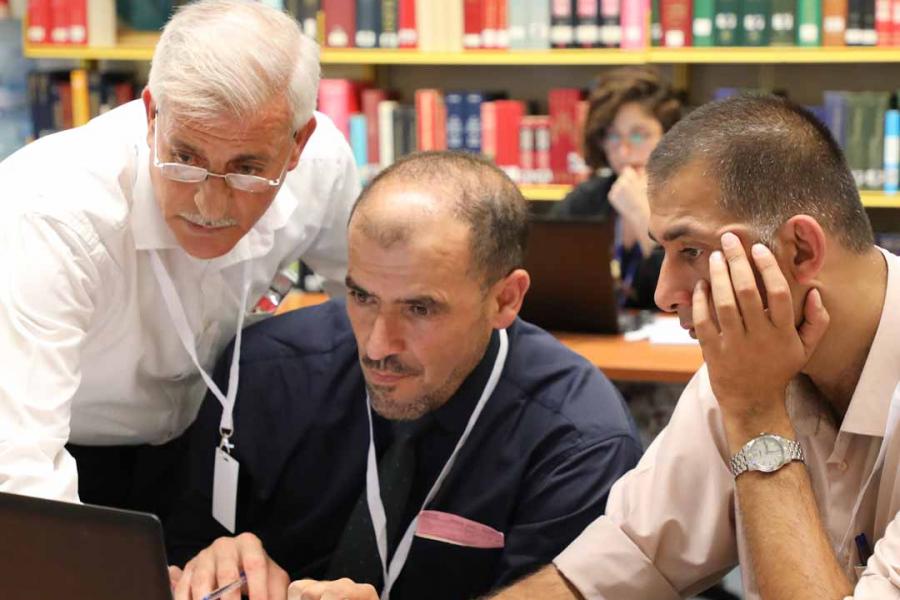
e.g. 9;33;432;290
165;152;642;600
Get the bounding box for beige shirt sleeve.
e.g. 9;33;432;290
554;366;740;599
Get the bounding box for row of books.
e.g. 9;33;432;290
28;70;137;138
652;0;900;47
26;0;116;46
317;80;591;185
289;0;650;50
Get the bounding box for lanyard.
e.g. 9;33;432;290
364;328;509;600
838;380;900;555
149;251;251;446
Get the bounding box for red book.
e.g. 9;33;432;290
483;0;499;47
877;0;892;43
69;0;86;45
548;88;581;184
49;0;70;44
323;0;355;47
494;100;524;180
398;0;418;47
317;79;358;140
27;0;52;43
415;89;445;151
361;88;387;166
893;0;900;45
661;0;692;47
519;116;536;183
532;116;553;184
495;0;509;48
464;0;483;48
481;102;498;162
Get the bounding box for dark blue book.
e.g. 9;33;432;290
356;0;381;48
823;91;849;150
463;92;483;154
445;92;466;151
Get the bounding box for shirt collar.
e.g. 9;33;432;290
841;248;900;437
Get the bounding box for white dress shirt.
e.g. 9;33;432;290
0;100;360;502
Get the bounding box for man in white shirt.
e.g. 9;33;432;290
489;95;900;599
0;0;359;515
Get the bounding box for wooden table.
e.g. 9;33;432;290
278;292;703;383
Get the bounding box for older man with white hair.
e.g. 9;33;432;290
0;0;358;519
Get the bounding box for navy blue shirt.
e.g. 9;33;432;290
166;300;641;599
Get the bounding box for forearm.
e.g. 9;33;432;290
737;463;853;599
488;566;583;600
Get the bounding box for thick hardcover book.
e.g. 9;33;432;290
509;0;530;49
692;0;715;46
494;100;525;180
875;0;891;43
445;92;465;151
823;90;849;149
361;88;386;165
529;0;552;48
464;92;483;154
662;0;693;46
822;0;848;45
49;0;70;44
378;100;398;168
355;0;381;48
27;0;51;43
742;0;770;45
864;92;890;188
600;0;622;46
714;0;741;45
769;0;796;43
415;89;443;151
861;0;878;43
796;0;822;45
621;0;649;47
317;79;357;140
846;0;864;42
288;0;321;40
464;0;483;47
380;0;398;47
548;88;581;184
651;0;664;45
551;0;576;47
324;0;355;46
398;0;417;46
575;0;600;47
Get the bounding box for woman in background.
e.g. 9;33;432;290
553;67;683;309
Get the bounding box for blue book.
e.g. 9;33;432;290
445;92;466;151
356;0;381;48
884;109;899;194
823;91;849;150
463;92;483;154
349;114;368;173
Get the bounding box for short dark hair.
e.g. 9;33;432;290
648;94;873;252
583;66;683;171
351;151;529;286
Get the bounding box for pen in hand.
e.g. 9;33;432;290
202;572;247;600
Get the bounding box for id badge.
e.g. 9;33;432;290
212;447;240;533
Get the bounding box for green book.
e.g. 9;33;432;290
693;0;715;46
769;0;796;45
844;92;868;188
714;0;742;45
651;0;663;46
796;0;822;46
863;92;890;190
742;0;771;45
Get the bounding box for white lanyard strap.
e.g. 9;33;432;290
839;381;900;552
149;251;251;438
365;328;509;600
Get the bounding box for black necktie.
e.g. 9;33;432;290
327;418;431;588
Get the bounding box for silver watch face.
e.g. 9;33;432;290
746;436;786;472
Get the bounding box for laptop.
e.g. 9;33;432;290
519;217;632;334
0;491;173;599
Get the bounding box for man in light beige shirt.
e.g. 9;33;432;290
492;95;900;600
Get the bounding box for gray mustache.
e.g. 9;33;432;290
180;212;238;228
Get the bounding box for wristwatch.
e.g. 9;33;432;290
729;433;805;477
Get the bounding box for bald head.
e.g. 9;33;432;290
349;151;529;286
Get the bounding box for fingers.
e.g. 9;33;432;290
750;243;795;329
289;578;379;600
692;279;719;342
169;566;184;592
798;288;830;357
235;532;272;600
720;233;766;331
174;534;277;600
707;250;744;334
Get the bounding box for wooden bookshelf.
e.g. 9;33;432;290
23;31;900;65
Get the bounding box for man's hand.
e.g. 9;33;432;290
693;232;830;451
288;578;378;600
171;532;290;600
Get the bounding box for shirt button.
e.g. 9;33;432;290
838;461;849;472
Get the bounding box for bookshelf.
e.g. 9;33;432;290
23;31;900;64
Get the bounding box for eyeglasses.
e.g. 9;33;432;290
603;130;655;151
153;109;289;193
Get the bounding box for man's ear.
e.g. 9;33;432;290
775;215;827;285
287;116;317;171
489;268;531;330
142;87;156;148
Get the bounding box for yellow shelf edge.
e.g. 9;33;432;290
519;184;571;201
320;48;647;65
650;46;900;63
861;191;900;208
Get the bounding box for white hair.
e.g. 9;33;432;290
148;0;320;130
